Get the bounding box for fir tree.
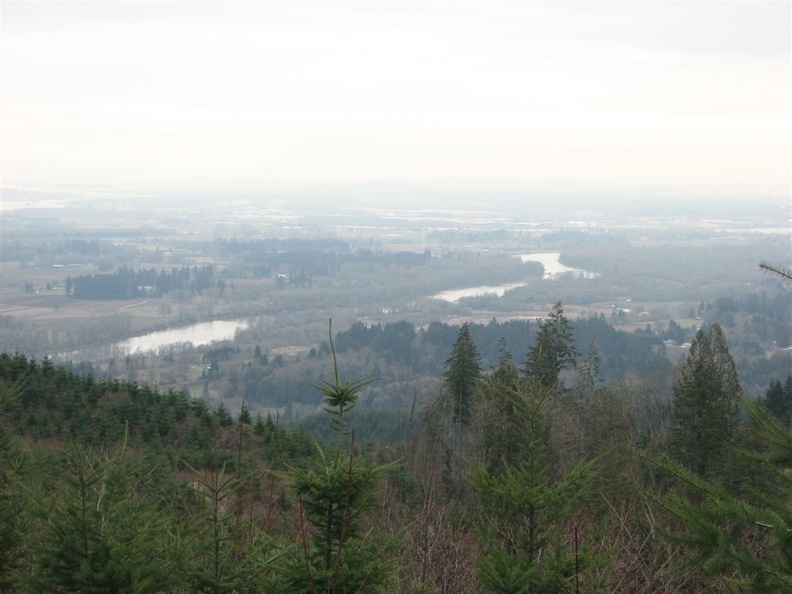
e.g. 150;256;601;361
254;412;267;436
280;321;397;593
525;301;578;388
188;462;274;592
474;378;604;592
669;324;741;477
215;402;233;427
443;322;483;426
644;397;792;591
765;374;792;426
34;441;185;593
238;400;252;425
0;375;28;591
477;346;523;473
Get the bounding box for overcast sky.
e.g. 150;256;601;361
1;1;790;197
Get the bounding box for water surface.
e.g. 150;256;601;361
432;252;596;303
115;319;248;354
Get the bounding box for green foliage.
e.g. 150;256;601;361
311;373;377;436
474;378;604;593
474;314;606;592
187;462;279;593
0;374;30;591
525;301;579;388
281;324;398;592
238;400;252;425
643;398;792;591
285;443;394;593
66;264;215;299
32;441;186;593
295;407;413;444
444;322;483;426
306;319;378;438
214;402;233;427
418;322;484;498
0;354;323;590
476;355;523;472
3;270;790;594
764;373;792;425
0;353;197;448
669;324;741;477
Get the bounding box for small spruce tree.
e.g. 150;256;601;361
34;440;184;593
279;321;397;593
474;378;603;593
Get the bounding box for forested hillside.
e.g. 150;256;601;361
65;265;218;299
2;303;791;592
103;305;782;425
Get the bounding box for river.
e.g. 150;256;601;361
58;253;592;357
56;319;249;363
114;319;249;354
517;252;598;279
432;252;595;303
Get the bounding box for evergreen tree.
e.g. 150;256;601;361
215;402;233;427
238;400;252;425
477;345;524;473
644;397;792;591
280;322;397;592
254;412;267;436
474;378;604;593
0;375;28;591
188;463;276;593
443;322;483;426
525;301;578;388
765;374;792;425
669;324;741;477
574;343;601;402
34;442;185;593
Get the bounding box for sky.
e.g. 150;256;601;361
1;1;790;198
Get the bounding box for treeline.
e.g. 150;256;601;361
216;237;433;281
294;407;414;445
204;315;672;413
335;314;670;380
216;237;347;281
710;291;792;346
0;353;313;468
65;265;217;299
60;239;107;255
214;237;351;256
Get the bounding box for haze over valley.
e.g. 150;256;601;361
1;2;790;591
1;191;788;416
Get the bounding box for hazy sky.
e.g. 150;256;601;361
2;2;790;196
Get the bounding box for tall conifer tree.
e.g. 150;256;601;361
443;323;483;426
474;374;604;592
669;324;741;477
525;301;578;388
765;374;792;426
645;398;792;591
